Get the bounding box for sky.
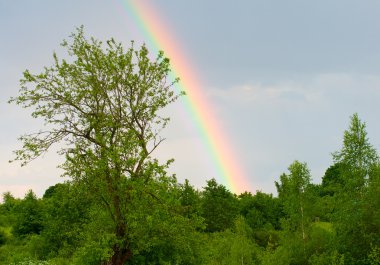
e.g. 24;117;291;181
1;0;380;198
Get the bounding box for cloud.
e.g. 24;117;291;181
208;73;380;107
208;81;319;106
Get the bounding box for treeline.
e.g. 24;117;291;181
1;113;379;264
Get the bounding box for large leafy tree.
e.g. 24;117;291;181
201;179;239;233
9;27;183;264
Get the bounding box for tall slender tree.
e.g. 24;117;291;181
276;161;312;262
331;114;379;264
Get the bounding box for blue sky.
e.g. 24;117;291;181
1;0;380;197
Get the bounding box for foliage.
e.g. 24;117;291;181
276;161;313;236
368;244;380;265
201;216;260;265
309;250;345;265
179;179;202;219
239;191;282;230
332;113;378;175
39;182;92;259
201;179;239;232
331;114;380;264
0;228;7;246
321;163;344;196
13;190;43;237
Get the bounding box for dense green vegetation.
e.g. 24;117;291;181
1;29;379;264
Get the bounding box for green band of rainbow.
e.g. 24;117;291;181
118;0;251;193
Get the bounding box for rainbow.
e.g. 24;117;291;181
118;0;250;194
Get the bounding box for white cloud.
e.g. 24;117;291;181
208;81;319;106
208;73;380;107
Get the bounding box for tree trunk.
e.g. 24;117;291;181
104;223;131;264
107;214;131;264
108;246;132;265
300;205;307;260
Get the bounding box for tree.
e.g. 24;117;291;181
364;165;380;263
238;191;282;248
321;163;345;197
201;179;239;232
331;114;380;264
179;179;202;218
13;190;43;237
275;161;312;233
201;216;260;265
9;27;183;264
1;192;19;212
39;182;92;259
275;161;313;263
332;113;378;191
